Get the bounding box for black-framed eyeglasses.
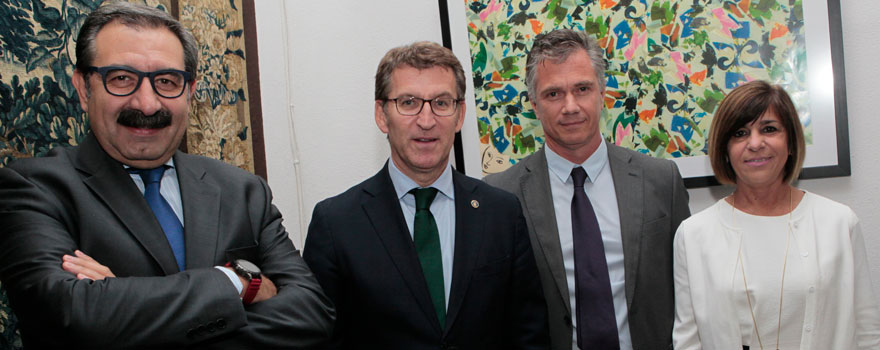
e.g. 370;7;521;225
87;66;193;99
386;96;461;117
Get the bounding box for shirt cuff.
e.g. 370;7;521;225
215;266;244;295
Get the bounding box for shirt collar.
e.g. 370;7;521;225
545;141;608;184
388;158;455;201
122;158;176;170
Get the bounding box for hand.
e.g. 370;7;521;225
62;250;116;280
252;274;277;304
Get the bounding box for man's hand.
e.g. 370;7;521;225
252;274;277;304
62;250;116;280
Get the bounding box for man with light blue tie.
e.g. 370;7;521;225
0;2;332;348
303;41;549;349
484;29;691;350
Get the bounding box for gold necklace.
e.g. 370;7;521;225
732;187;792;350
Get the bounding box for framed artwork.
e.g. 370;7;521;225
461;0;849;187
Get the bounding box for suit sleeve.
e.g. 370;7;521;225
669;161;691;232
302;200;347;349
0;167;333;348
505;205;551;349
212;177;335;348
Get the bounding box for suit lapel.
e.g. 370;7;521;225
175;154;221;269
74;134;180;274
519;148;570;313
607;144;643;308
444;171;484;333
362;165;443;333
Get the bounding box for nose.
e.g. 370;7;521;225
746;132;764;150
415;100;437;129
560;93;579;114
128;77;163;116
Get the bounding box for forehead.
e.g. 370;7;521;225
535;49;597;86
92;21;184;68
389;65;457;95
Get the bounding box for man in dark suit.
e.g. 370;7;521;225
484;29;690;350
303;41;549;349
0;3;333;348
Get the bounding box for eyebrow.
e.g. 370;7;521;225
539;80;595;94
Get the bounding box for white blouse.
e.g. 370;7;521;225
673;192;880;349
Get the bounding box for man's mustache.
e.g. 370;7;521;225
116;109;173;129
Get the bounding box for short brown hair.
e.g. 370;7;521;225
374;41;466;101
708;80;805;185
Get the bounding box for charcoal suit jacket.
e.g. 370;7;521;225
484;144;690;350
0;133;334;348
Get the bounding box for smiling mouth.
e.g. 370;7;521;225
414;137;437;142
745;157;771;164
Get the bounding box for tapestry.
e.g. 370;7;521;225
465;0;809;174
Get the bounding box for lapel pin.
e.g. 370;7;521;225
470;200;479;208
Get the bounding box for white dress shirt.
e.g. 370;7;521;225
388;159;456;308
545;143;632;350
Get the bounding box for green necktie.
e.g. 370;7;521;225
409;187;445;327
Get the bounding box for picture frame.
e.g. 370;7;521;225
679;0;849;187
448;0;850;188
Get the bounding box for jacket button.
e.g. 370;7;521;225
216;318;227;329
564;316;572;327
186;328;195;338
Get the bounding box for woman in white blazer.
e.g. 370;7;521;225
672;80;880;349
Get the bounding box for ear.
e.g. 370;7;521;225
375;100;389;134
72;70;91;113
187;79;197;99
453;100;465;133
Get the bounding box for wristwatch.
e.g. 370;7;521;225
227;259;262;305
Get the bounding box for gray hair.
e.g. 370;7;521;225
525;28;606;99
75;1;198;79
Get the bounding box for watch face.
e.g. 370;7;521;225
236;259;260;274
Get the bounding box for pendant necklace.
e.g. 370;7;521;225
732;187;792;350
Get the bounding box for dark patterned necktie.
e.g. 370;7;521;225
131;166;185;271
409;187;445;328
571;167;618;349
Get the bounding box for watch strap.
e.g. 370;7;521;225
242;276;262;305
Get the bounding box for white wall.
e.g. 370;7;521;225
255;0;880;297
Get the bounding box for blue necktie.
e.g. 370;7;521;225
571;167;619;349
132;166;185;271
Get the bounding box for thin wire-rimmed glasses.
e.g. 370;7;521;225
386;96;461;117
87;66;193;99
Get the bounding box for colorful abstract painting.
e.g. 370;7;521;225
465;0;810;174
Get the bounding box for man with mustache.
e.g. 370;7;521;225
0;2;333;348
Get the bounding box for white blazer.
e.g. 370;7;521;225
672;192;880;349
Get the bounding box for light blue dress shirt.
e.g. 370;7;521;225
545;142;633;350
387;159;456;309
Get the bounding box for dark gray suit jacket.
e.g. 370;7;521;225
303;164;549;349
0;134;334;348
484;143;690;350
